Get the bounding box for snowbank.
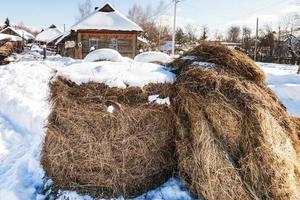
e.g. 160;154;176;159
84;48;123;62
0;56;73;200
134;51;172;64
58;61;176;88
258;62;300;116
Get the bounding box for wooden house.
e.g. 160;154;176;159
57;3;143;59
0;26;35;43
36;25;63;48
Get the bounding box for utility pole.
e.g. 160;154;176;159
172;0;179;56
254;17;259;61
63;24;66;33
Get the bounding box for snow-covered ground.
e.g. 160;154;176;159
258;62;300;116
0;53;299;200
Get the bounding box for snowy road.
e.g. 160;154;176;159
0;55;299;200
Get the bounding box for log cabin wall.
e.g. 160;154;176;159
79;30;138;59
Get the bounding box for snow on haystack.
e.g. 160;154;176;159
84;48;123;62
134;51;172;64
58;61;175;88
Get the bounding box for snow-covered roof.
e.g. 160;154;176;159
70;3;143;32
57;4;143;45
137;36;149;45
0;26;35;40
0;33;22;41
36;25;63;43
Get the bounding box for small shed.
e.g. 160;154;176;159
0;26;35;43
0;33;23;53
57;3;143;59
36;25;63;48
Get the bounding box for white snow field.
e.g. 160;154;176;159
0;52;299;200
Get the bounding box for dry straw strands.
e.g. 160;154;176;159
41;78;177;198
175;44;300;200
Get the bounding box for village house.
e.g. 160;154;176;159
57;3;143;59
0;26;35;43
36;25;63;48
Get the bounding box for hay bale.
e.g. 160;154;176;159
172;43;266;86
172;44;300;199
175;65;300;200
41;77;177;198
291;116;300;137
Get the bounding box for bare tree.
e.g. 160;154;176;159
213;29;223;41
200;26;209;41
227;26;241;43
241;26;252;53
185;24;198;42
127;1;172;48
76;0;92;20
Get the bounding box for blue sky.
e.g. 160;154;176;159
0;0;299;35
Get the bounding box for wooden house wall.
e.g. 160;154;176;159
59;31;138;59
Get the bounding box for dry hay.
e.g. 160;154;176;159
0;41;14;57
172;43;266;86
41;77;177;198
175;63;300;199
291;116;300;136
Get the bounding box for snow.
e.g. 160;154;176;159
84;48;123;62
107;105;115;113
192;61;216;68
148;95;171;105
257;62;300;116
36;27;63;44
0;50;299;200
58;3;143;43
58;61;175;88
0;33;22;42
0;56;71;199
0;27;35;40
134;52;172;64
181;56;196;61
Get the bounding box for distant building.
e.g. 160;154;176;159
57;3;143;59
0;26;35;43
36;25;63;48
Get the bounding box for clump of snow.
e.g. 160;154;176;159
193;61;216;68
84;48;124;62
134;51;172;64
58;61;176;88
148;95;171;105
181;56;196;61
107;105;115;113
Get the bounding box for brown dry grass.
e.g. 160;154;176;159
41;77;177;198
175;66;300;200
172;43;266;86
291;116;300;136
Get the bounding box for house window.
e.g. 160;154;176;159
89;38;98;49
109;38;118;50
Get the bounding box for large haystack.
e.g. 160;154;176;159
41;77;177;198
291;116;300;136
175;44;300;200
172;43;266;86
